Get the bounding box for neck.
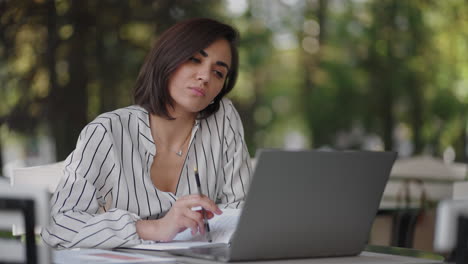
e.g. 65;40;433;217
149;112;196;148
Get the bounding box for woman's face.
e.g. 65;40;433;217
167;38;232;116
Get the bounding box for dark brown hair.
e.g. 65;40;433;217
133;18;239;119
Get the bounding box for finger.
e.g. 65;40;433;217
181;217;199;236
184;210;205;234
176;195;222;216
196;209;214;219
205;210;215;219
183;195;222;215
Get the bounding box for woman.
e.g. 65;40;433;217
41;18;252;249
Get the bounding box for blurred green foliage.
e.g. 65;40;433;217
0;0;467;166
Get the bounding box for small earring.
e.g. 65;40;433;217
210;100;214;105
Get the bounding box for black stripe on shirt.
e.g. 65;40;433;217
62;151;75;189
71;182;88;211
141;154;152;217
185;156;191;195
91;234;118;248
52;216;78;233
129;114;141;215
83;212;132;229
104;188;113;201
227;115;246;197
96;116;113;134
111;113;125;208
138;116;150;128
43;228;71;243
199;135;211;198
83;129;107;179
139;131;155;144
146;153;162;216
68;220;134;248
63;213;86;224
98;163;115;192
84;188;97;211
204;120;219;195
125;106;148;115
75;126;98;174
93;144;113;185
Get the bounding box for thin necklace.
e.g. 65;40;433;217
154;127;192;157
175;130;192;157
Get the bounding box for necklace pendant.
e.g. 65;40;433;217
176;150;183;157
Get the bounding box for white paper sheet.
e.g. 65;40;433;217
127;209;240;251
173;208;240;243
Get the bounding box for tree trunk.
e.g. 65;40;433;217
0;137;4;177
46;0;59;160
456;116;467;162
97;0;126;113
408;76;424;154
381;75;395;151
50;0;89;160
367;0;398;151
301;0;327;147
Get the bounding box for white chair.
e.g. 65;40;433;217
11;161;64;193
1;162;63;263
433;177;468;263
0;183;52;264
453;181;468;200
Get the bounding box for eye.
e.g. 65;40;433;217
214;70;225;79
189;57;201;63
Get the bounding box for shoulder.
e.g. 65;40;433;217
98;105;149;121
212;98;240;121
204;98;243;132
86;105;150;133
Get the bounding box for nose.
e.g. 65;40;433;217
196;65;210;83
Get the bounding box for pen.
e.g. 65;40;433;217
194;167;212;242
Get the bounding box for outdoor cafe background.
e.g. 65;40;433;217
1;0;468;253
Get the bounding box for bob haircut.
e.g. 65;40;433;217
133;18;239;119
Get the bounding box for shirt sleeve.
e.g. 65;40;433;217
217;100;252;209
41;123;141;249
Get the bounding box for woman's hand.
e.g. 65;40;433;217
136;194;222;242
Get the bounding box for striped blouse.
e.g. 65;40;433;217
41;98;252;249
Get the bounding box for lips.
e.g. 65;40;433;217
189;87;206;96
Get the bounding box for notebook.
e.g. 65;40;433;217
167;149;397;262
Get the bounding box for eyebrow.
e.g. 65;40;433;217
199;49;230;72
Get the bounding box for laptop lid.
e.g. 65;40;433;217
171;149;396;262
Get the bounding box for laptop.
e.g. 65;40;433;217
168;149;397;262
